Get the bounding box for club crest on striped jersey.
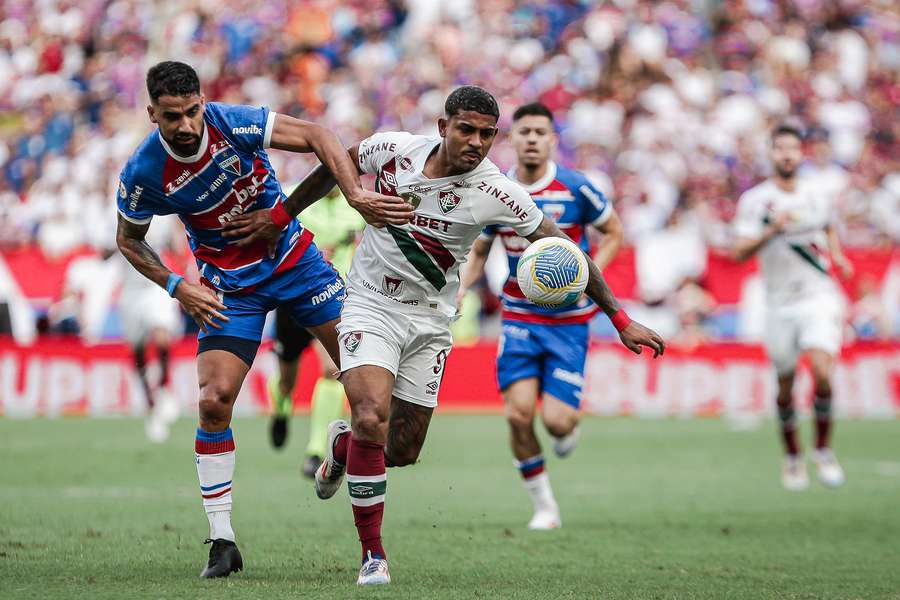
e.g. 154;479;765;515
215;147;241;176
382;275;404;296
439;190;461;214
344;331;363;353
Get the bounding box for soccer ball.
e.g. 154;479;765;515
516;237;589;307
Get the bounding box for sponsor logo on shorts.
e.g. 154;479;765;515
382;275;404;296
311;280;344;306
433;349;447;375
398;156;413;171
438;190;461;214
502;324;530;340
425;381;438;396
344;331;363;353
119;181;127;199
552;368;584;387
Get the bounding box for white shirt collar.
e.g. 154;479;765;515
158;123;209;164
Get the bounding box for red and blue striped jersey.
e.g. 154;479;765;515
482;162;612;325
116;102;312;293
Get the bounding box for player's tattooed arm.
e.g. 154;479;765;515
526;216;665;357
116;215;228;333
116;215;171;288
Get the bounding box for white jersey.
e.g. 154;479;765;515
350;132;544;316
734;178;838;305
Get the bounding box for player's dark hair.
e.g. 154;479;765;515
512;102;554;124
771;123;804;143
146;61;201;102
444;86;500;120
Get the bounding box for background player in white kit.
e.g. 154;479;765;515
232;86;665;585
733;124;853;491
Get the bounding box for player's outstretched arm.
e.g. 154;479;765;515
223;144;414;246
116;215;228;333
525;216;665;357
268;114;365;205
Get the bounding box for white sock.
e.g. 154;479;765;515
207;509;235;542
523;472;558;513
196;428;236;542
515;454;558;513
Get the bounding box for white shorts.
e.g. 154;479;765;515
337;287;453;408
764;293;844;375
119;287;181;345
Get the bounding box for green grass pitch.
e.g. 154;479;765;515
1;416;898;599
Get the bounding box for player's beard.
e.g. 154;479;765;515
775;163;797;179
168;133;202;157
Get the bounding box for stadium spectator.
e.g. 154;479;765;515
0;0;897;341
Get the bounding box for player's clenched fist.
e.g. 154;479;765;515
619;321;666;358
173;281;230;333
347;189;415;228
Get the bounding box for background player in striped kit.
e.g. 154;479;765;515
733;123;852;491
460;102;624;529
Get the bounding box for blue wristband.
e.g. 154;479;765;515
166;273;184;297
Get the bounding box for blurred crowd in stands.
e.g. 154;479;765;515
0;0;898;344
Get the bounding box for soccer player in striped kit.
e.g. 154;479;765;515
460;102;625;529
235;86;663;584
733;123;851;491
115;62;411;578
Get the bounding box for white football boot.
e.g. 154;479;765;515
528;505;562;530
315;420;350;500
781;455;809;491
552;427;581;458
144;411;169;443
813;448;846;488
357;550;390;585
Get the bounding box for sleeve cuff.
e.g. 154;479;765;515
118;210;152;225
591;207;613;227
520;216;543;238
263;111;277;148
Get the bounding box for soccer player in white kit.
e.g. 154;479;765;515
733;124;852;491
229;86;665;585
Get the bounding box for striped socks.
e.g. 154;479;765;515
347;437;386;561
195;427;236;542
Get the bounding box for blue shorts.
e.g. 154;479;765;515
496;320;589;409
198;243;344;363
